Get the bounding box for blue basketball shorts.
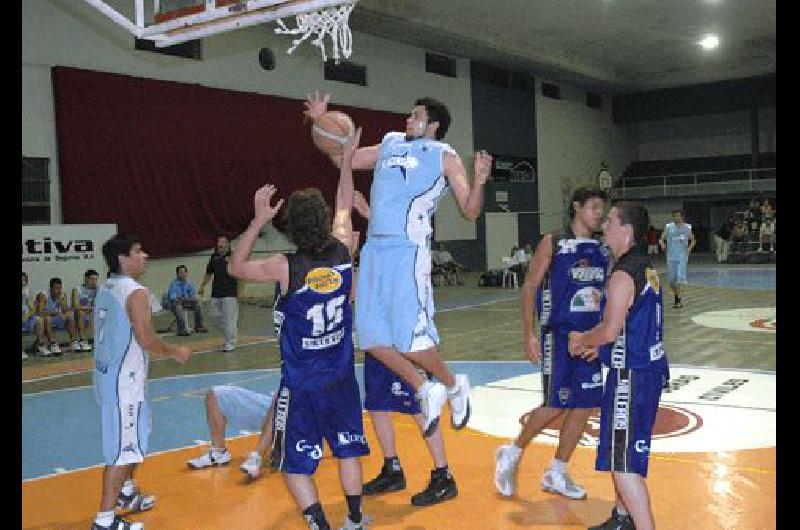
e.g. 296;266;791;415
269;375;369;475
363;353;421;415
212;385;274;433
100;398;151;466
355;238;439;353
540;327;603;409
595;367;666;478
666;259;687;287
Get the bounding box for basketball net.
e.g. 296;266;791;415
275;1;357;63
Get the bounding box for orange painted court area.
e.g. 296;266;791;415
22;414;775;529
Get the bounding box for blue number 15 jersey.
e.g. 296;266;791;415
273;238;354;391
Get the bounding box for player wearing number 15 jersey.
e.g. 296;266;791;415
227;129;369;530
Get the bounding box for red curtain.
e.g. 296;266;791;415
52;66;405;257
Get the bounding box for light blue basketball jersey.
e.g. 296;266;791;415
93;275;149;404
665;222;692;261
368;132;454;245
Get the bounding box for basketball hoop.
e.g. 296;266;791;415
275;0;357;63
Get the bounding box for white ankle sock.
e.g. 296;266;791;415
121;479;135;496
507;444;523;461
550;458;567;473
95;510;115;527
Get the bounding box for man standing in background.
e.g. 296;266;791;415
199;236;239;352
659;210;695;309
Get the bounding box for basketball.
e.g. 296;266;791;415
311;111;355;156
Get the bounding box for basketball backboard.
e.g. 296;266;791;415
81;0;358;61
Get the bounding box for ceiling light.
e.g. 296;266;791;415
699;34;720;50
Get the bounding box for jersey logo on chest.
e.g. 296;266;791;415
305;267;342;294
383;152;420;181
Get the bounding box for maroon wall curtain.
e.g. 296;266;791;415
52;66;405;257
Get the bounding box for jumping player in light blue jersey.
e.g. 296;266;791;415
304;92;491;448
227;130;368;530
345;183;457;507
659;209;695;308
495;186;610;501
570;203;670;530
91;235;192;530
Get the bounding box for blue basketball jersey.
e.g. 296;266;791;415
273;239;355;391
93;275;149;404
368;132;454;245
602;252;669;373
536;230;611;331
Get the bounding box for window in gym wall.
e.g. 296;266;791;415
22;157;50;224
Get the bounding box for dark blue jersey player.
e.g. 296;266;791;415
570;202;669;530
494;186;610;501
228;129;369;530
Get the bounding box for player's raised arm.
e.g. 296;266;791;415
332;127;362;254
227;184;289;285
303;91;379;170
444;150;492;221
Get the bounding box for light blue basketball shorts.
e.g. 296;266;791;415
212;385;274;432
666;259;687;287
355;237;440;353
100;397;151;466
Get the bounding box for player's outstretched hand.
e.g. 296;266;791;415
253;184;285;225
303;90;330;121
474;150;493;186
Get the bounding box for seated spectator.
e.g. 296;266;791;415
714;222;731;263
761;199;775;222
747;198;762;240
431;242;465;286
509;244;529;278
647;225;659;256
70;269;99;352
166;265;207;336
760;217;775;252
35;277;80;354
731;219;750;252
22;271;47;359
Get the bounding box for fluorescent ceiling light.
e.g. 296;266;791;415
699;34;720;50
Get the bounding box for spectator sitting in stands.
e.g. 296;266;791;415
731;219;750;253
167;265;208;336
70;269;99;352
760;217;775;252
431;242;465;286
22;271;47;359
714;222;731;263
747;198;762;240
761;199;775;222
35;277;80;354
509;244;529;278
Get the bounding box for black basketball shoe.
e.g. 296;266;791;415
410;468;458;506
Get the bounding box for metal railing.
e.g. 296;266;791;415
610;167;776;200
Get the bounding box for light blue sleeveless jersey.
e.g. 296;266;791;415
93;275;149;405
368;132;454;245
664;222;692;261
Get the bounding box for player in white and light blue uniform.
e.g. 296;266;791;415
227;131;368;530
91;235;191;530
304;93;491;440
659;210;695;308
71;268;99;352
